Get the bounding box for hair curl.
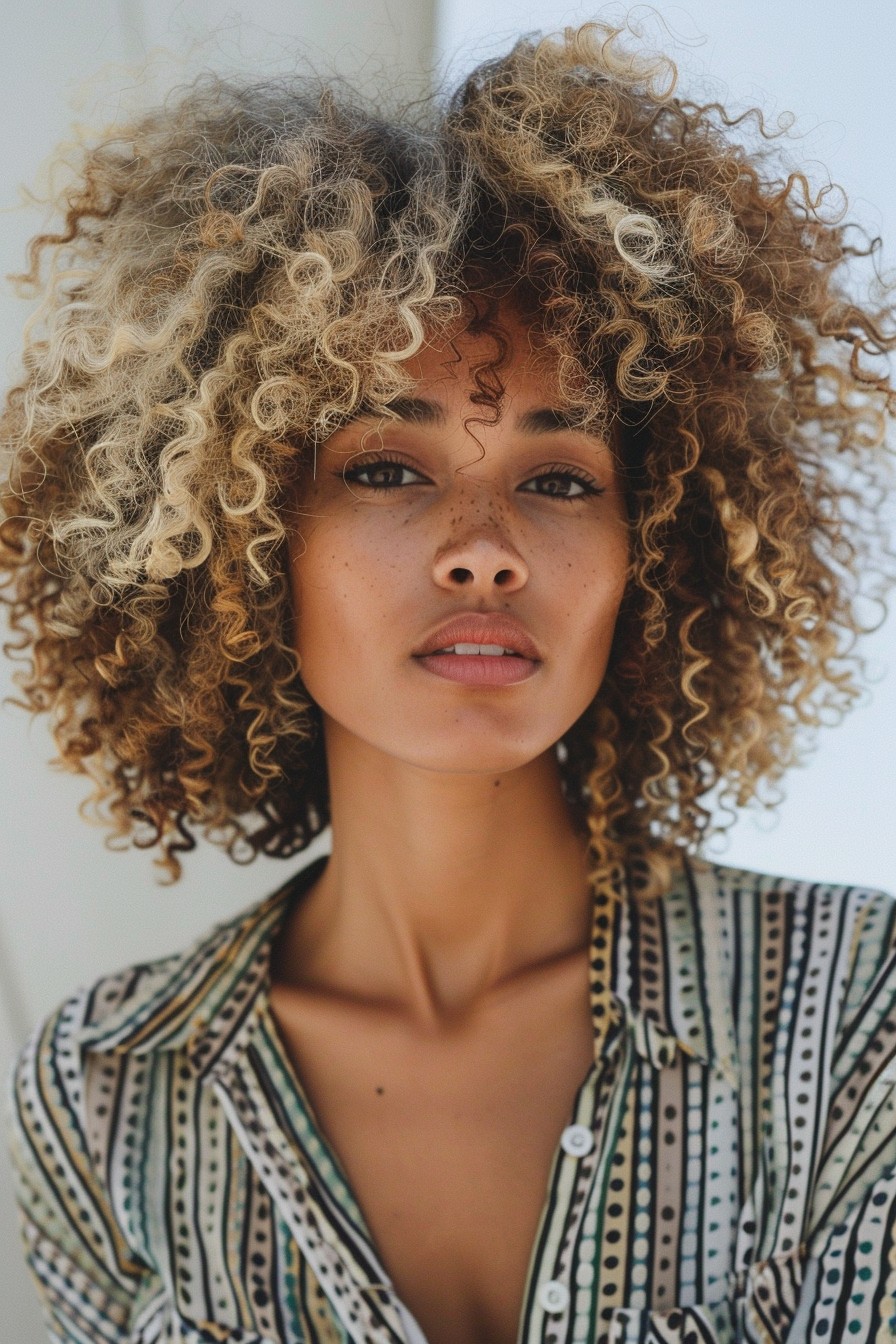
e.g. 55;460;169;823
1;22;894;893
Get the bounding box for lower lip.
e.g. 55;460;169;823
413;653;540;686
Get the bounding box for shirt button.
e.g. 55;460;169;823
537;1280;570;1314
560;1123;594;1157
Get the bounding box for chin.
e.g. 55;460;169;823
389;735;554;777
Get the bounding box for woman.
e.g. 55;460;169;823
4;22;896;1344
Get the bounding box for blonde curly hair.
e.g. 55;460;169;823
1;22;893;892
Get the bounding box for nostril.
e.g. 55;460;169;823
449;567;473;583
495;570;513;585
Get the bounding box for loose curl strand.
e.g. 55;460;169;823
1;21;894;893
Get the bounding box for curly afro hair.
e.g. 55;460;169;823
1;22;894;894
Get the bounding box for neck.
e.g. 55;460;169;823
280;720;594;1028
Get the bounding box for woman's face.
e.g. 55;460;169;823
287;312;630;777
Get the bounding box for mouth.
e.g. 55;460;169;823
428;643;523;656
412;644;540;686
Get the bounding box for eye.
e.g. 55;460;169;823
339;456;607;499
339;457;430;490
519;467;605;500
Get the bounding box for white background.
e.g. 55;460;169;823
2;3;894;1338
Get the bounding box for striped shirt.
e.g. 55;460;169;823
6;854;896;1344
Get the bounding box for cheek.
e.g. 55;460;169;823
289;521;396;660
289;526;338;655
552;528;629;636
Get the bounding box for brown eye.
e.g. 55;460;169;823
340;458;429;490
520;469;604;499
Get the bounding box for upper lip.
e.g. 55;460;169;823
412;613;542;660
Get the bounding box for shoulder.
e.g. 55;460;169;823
679;855;896;1040
10;919;223;1090
654;853;895;959
684;853;893;905
5;876;299;1233
4;945;187;1203
627;857;896;1068
7;872;299;1118
5;944;158;1154
683;854;895;945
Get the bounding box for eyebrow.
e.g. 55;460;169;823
341;396;604;437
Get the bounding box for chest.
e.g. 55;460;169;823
116;1017;765;1344
268;958;595;1344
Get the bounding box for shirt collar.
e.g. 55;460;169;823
77;851;733;1081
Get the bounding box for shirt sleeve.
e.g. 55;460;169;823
4;996;149;1344
782;888;896;1343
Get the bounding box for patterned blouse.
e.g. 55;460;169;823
6;853;896;1344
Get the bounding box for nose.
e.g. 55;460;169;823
430;464;530;593
431;532;529;593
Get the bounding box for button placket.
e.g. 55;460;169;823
209;1059;407;1344
517;1063;616;1343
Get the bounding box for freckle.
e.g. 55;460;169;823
375;1086;385;1096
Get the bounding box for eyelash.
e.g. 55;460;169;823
338;456;605;500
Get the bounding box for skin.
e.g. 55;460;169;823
269;309;630;1344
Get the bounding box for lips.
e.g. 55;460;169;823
414;649;538;686
412;613;541;661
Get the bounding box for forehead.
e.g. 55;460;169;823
371;311;615;442
397;312;558;394
311;301;617;452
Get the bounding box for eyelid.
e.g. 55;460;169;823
340;446;426;469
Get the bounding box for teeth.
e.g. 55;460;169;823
436;643;518;656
